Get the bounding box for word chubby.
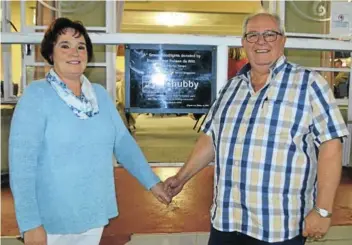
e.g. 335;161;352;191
166;80;199;90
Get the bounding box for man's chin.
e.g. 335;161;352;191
252;63;272;70
254;61;273;66
250;62;273;73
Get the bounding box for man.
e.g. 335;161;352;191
334;59;343;69
164;12;349;245
334;59;348;84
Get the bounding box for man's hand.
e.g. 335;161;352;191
150;182;172;205
24;226;47;245
164;175;185;198
302;209;331;240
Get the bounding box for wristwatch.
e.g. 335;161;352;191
313;205;332;218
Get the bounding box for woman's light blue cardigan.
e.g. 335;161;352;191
9;80;160;234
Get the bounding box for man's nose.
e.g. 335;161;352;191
256;34;266;44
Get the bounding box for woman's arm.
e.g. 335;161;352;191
9;83;46;233
100;85;160;190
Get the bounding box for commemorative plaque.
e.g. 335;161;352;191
125;44;217;113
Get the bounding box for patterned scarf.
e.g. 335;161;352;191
46;69;99;119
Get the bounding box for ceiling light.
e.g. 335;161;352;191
155;12;189;27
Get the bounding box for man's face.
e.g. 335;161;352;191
335;61;342;68
241;15;286;71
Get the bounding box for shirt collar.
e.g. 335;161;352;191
238;55;288;82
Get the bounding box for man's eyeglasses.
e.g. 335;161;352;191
244;30;283;43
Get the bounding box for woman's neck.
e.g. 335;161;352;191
54;70;82;96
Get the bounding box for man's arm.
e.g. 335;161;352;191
334;72;349;86
165;133;215;196
303;138;342;238
177;133;215;182
316;138;342;212
304;71;348;239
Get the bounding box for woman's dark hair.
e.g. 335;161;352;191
41;17;93;65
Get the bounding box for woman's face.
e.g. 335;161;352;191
52;28;88;79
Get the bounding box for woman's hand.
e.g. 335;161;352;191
151;182;172;205
24;226;47;245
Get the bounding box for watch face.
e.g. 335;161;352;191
314;206;331;218
321;209;328;217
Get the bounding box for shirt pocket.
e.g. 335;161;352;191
261;99;310;138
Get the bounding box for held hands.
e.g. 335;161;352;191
151;175;185;205
302;209;331;241
150;182;172;205
163;175;185;198
24;226;47;245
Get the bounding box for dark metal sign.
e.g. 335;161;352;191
125;44;217;113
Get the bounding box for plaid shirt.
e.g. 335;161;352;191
202;56;349;242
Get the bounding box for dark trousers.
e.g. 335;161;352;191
208;226;306;245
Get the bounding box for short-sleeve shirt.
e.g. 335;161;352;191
202;55;349;242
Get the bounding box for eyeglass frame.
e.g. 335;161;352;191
243;30;283;43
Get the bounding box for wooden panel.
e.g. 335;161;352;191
121;11;247;35
123;1;262;14
121;24;244;35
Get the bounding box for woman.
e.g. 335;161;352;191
227;47;248;79
9;18;171;245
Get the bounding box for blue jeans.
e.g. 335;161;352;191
208;226;306;245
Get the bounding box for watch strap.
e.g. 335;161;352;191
313;205;332;218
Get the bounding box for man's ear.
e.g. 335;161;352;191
282;36;287;46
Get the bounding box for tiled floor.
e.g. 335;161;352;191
125;227;352;245
1;238;23;245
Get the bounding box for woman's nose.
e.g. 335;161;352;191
70;47;79;56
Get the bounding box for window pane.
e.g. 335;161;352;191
34;44;45;63
84;67;106;88
59;1;106;27
25;66;50;86
31;1;56;26
0;45;3;97
25;1;43;27
133;114;200;162
91;45;106;63
285;49;332;68
285;1;330;34
316;70;350;99
338;105;348;125
6;45;21;91
28;1;105;27
9;1;24;32
285;49;351;99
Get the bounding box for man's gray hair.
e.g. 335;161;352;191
242;11;286;37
